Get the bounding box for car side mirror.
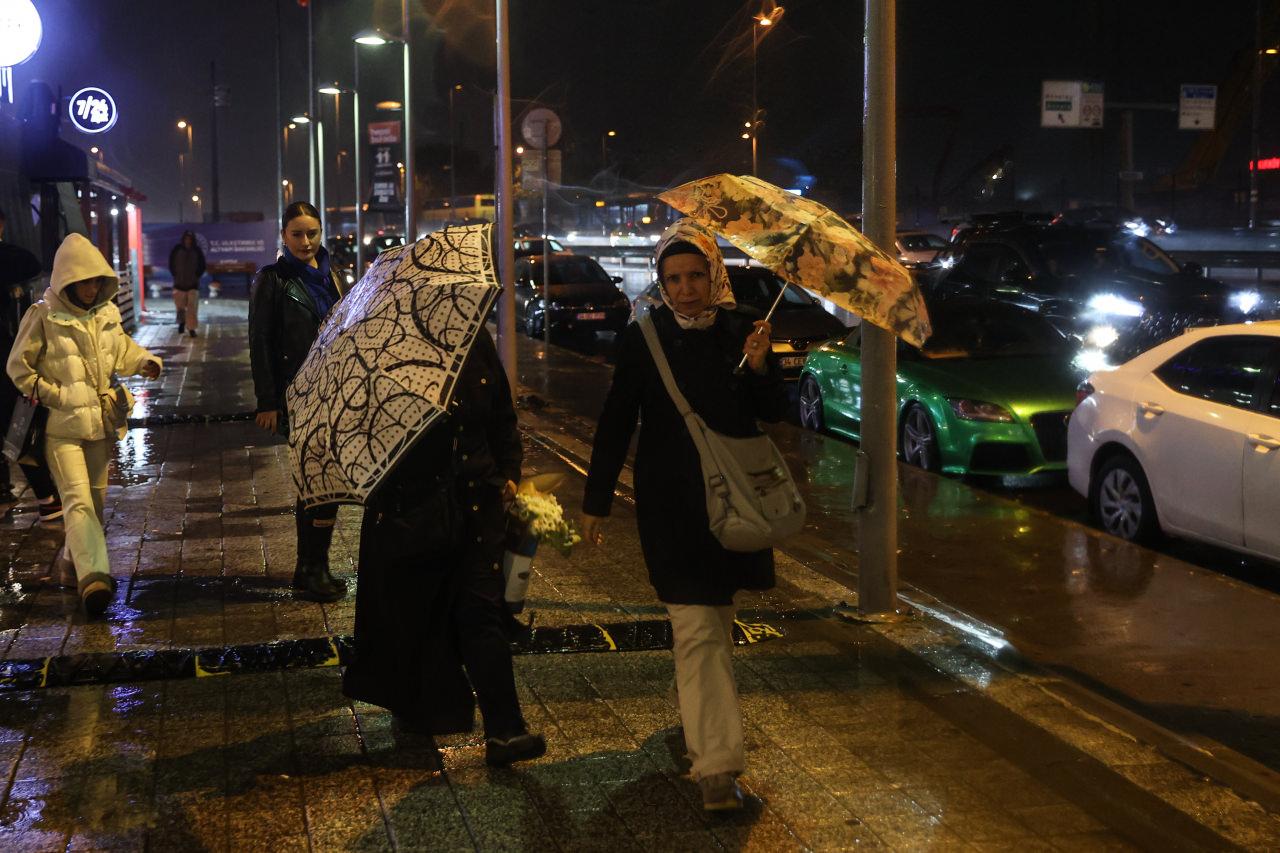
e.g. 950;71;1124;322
1181;261;1204;277
611;275;623;284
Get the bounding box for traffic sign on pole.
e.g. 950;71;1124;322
1041;80;1103;128
1179;84;1217;130
521;107;561;149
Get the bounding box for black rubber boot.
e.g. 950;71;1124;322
294;509;345;602
294;560;344;603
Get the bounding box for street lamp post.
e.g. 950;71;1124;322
750;5;782;178
449;84;462;208
402;0;416;242
177;120;193;222
354;27;409;252
601;129;617;171
291;113;314;209
282;122;297;211
1251;0;1264;229
319;83;354;240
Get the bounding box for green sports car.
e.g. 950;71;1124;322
798;298;1084;476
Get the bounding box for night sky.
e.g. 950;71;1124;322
7;1;1267;225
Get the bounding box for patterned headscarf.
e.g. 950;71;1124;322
654;219;735;330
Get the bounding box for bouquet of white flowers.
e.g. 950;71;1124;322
502;474;580;614
512;486;581;556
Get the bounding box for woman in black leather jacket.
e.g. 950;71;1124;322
248;202;349;602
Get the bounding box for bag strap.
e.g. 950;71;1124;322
637;313;694;419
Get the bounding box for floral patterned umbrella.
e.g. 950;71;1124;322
286;224;500;506
659;174;931;347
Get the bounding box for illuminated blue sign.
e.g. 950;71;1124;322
68;86;118;134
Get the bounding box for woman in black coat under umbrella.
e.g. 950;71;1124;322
580;220;787;811
343;328;545;768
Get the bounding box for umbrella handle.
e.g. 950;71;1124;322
735;281;789;373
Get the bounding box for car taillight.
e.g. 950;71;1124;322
1075;381;1095;406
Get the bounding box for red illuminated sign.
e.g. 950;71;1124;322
1249;157;1280;171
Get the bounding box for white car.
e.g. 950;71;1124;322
1068;322;1280;561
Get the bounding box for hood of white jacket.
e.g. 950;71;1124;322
48;233;119;314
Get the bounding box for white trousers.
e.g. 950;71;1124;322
666;601;745;780
45;436;113;593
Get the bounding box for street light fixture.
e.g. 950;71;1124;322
449;83;464;207
353;26;409;271
601;129;618;170
750;3;784;177
312;82;348;229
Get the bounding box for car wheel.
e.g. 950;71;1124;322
798;375;825;432
1091;453;1160;543
899;404;939;471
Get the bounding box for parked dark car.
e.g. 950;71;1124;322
515;255;631;338
929;224;1234;367
632;265;848;379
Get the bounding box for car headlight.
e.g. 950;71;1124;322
947;399;1013;422
1072;348;1117;373
1230;290;1262;315
1086;293;1144;319
1085;324;1119;348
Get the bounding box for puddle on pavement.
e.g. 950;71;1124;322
109;429;160;487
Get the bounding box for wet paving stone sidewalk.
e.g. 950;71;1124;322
0;305;1277;850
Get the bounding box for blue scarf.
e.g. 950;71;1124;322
282;245;338;318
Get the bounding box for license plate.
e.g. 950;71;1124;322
576;311;606;321
780;355;808;369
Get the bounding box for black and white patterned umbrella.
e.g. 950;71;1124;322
286;224;501;506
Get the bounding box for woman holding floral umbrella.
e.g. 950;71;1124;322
580;219;787;810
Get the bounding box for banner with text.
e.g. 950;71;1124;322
367;120;404;213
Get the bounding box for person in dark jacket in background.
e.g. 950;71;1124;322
248;202;348;602
0;208;62;524
167;230;205;337
343;327;546;768
580;220;786;811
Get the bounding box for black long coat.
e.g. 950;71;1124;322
342;329;522;731
583;305;788;605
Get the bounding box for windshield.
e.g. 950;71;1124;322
729;269;815;310
918;306;1074;359
899;233;948;251
1036;234;1179;277
531;256;613;285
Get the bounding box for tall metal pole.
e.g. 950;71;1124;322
402;0;416;240
1119;109;1135;211
858;0;900;616
308;1;316;202
542;130;551;346
1250;0;1262;229
354;44;364;274
495;0;518;392
209;61;221;223
275;0;283;229
317;118;327;228
751;24;759;177
449;85;458;206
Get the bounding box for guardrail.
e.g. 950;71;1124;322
1166;250;1280;283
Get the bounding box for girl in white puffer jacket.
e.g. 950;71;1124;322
7;233;161;615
